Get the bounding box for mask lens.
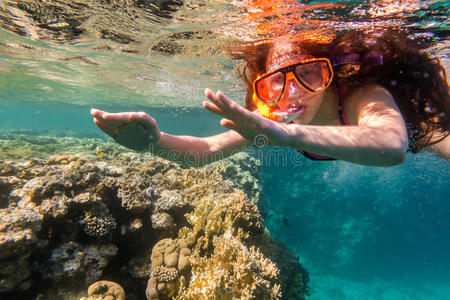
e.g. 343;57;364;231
256;72;285;103
295;61;331;92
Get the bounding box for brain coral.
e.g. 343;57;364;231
81;280;125;300
146;238;192;300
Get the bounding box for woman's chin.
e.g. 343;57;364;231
291;108;314;124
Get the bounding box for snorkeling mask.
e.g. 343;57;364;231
253;54;384;122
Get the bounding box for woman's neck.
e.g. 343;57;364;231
310;87;342;126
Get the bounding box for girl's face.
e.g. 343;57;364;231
266;42;328;124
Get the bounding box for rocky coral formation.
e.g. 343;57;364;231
81;280;125;300
146;238;191;299
41;241;118;286
0;207;43;292
0;132;309;299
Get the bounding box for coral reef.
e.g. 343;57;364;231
173;185;280;299
0;207;43;292
210;152;261;203
146;238;191;299
41;241;118;285
185;232;281;299
0;132;308;300
81;280;125;300
81;212;118;239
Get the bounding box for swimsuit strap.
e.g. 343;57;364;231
337;83;350;125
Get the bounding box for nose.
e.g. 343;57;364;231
280;72;306;104
287;78;302;96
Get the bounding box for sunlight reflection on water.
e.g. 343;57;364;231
0;0;448;107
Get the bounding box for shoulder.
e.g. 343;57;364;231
343;83;402;124
424;133;450;161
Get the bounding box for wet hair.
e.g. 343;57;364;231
228;30;450;152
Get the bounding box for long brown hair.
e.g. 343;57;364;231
229;30;450;153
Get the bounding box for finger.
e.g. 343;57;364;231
203;101;223;115
216;91;247;114
91;108;108;121
128;112;156;129
93;118;117;137
220;93;262;125
204;88;215;99
101;112;134;127
220;118;238;130
204;89;219;105
205;89;228;110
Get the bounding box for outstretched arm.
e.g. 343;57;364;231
91;108;249;167
285;85;408;165
204;85;408;166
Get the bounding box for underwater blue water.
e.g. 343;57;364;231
0;100;224;137
258;147;450;299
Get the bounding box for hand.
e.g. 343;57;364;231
91;108;161;151
203;89;292;147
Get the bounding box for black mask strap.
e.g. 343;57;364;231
330;53;384;66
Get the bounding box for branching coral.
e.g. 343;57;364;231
179;189;262;252
210;152;261;203
179;230;280;300
81;212;117;238
173;181;280;300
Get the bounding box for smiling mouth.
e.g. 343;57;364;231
287;104;304;114
272;105;305;123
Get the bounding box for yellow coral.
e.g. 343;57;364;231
178;230;280;300
180;190;261;252
174;179;280;300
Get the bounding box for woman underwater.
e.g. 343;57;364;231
91;29;450;166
